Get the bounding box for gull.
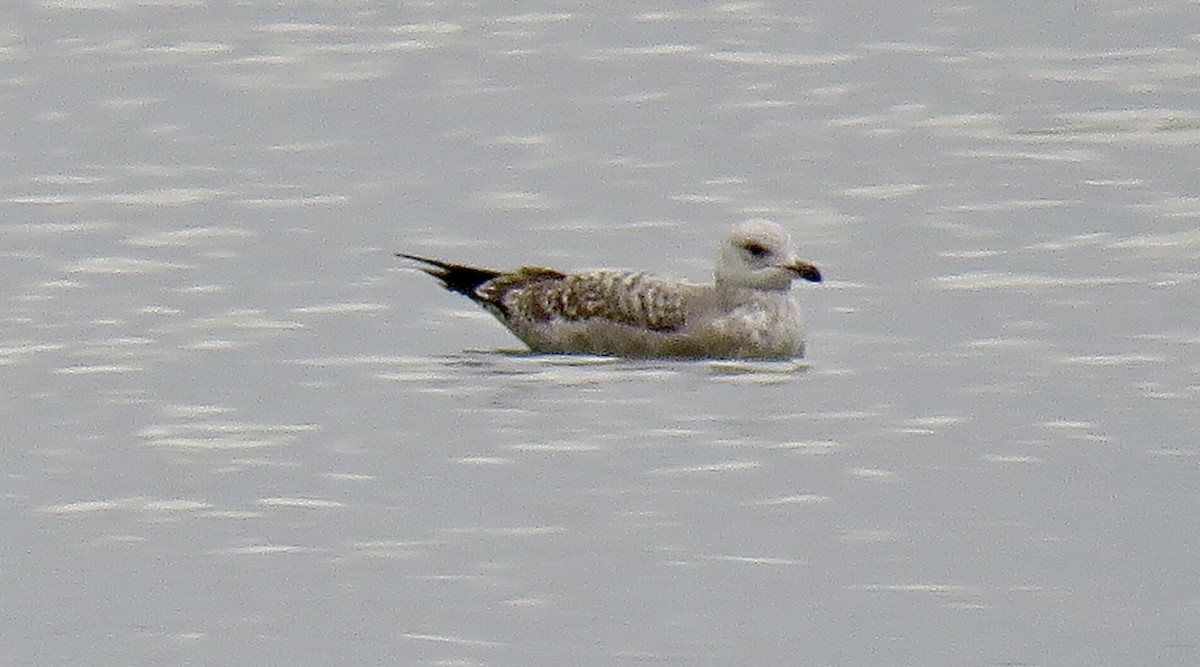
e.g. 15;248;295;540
397;219;822;360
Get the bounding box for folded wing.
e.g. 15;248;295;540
484;270;689;332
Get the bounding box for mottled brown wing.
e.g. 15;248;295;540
480;270;688;332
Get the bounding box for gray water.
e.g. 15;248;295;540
4;2;1200;665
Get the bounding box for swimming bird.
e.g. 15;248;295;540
398;219;822;360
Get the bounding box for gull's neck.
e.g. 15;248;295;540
715;277;793;294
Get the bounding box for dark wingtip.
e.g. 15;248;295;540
396;252;447;267
396;252;504;298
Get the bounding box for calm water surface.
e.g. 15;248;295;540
3;1;1199;665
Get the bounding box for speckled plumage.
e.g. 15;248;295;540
399;220;822;360
484;271;688;332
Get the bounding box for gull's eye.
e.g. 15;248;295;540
742;242;770;259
